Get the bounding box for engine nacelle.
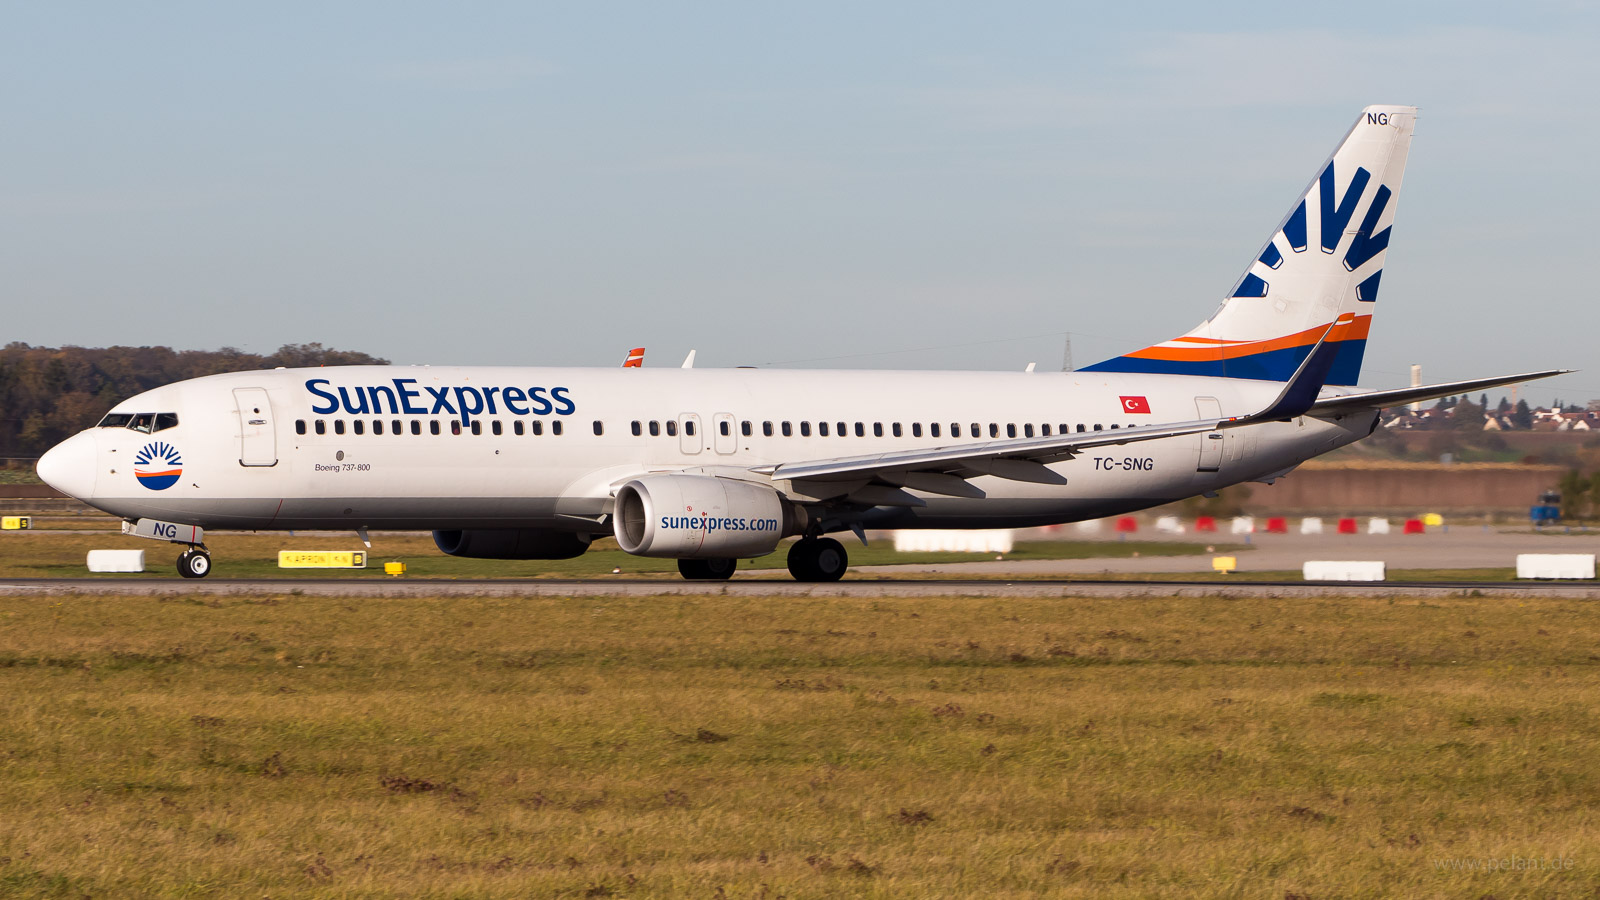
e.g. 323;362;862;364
432;528;593;560
613;474;802;559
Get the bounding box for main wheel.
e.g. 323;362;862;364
177;549;212;579
787;538;848;583
678;558;736;581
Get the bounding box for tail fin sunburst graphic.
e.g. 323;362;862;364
1084;105;1417;385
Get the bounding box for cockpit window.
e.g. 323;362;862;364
99;412;178;433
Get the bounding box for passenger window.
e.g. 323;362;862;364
855;422;864;437
1004;424;1014;438
531;421;543;436
1110;424;1119;430
296;420;307;435
471;421;482;435
800;421;811;437
873;423;883;437
782;422;792;437
951;423;960;437
649;420;660;436
1076;424;1086;433
315;420;326;435
1093;424;1102;431
593;421;604;436
719;420;730;436
666;420;677;437
430;421;441;435
410;420;420;435
514;421;524;436
763;421;773;437
931;423;941;438
892;423;902;437
154;413;179;431
353;420;365;435
819;421;830;437
836;422;846;437
684;420;695;437
451;421;461;435
553;421;564;435
971;423;980;437
1024;424;1033;438
1040;424;1050;436
741;421;751;437
912;423;922;437
393;419;402;435
373;420;384;436
989;423;998;438
492;421;502;436
631;421;642;436
334;420;346;435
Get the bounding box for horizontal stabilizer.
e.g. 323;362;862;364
1310;370;1569;415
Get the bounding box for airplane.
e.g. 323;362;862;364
36;105;1562;581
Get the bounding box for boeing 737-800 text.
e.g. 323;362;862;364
36;106;1562;580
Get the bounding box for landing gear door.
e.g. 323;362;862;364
234;388;278;467
1195;396;1223;472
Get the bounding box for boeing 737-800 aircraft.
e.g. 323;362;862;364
36;106;1561;580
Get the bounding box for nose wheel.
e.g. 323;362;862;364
787;537;848;582
177;547;212;579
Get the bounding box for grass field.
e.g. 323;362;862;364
0;531;1231;580
1;589;1597;897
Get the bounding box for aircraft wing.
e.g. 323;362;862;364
1308;369;1568;415
755;320;1353;500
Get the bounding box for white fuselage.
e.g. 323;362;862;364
41;364;1375;535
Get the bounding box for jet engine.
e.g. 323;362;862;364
432;528;593;560
613;474;805;559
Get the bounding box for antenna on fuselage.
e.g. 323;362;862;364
1061;334;1074;372
681;350;697;369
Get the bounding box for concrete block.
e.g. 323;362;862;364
1303;560;1385;581
892;530;1014;553
1154;515;1185;534
1516;554;1596;580
1368;518;1391;535
87;549;145;573
1230;516;1254;534
1300;517;1324;535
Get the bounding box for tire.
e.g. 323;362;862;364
787;539;820;581
177;550;211;579
678;558;736;581
787;538;848;582
812;538;848;582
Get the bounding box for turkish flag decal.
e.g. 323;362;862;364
1120;395;1152;414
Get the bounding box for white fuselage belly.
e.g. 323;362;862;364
74;366;1376;532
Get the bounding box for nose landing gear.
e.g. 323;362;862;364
176;546;212;579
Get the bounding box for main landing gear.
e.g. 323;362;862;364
176;546;212;579
678;558;737;581
787;537;848;583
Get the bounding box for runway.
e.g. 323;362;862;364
4;575;1599;599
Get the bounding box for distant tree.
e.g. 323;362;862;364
1512;399;1533;430
1497;396;1511;415
1478;394;1489;411
0;343;388;458
1452;396;1484;432
1560;469;1592;524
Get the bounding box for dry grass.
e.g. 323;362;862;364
1;590;1598;897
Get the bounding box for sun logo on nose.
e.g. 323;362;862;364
133;441;183;491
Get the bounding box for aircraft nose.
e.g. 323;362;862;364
36;431;98;500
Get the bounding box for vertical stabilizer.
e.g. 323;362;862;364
1083;106;1417;384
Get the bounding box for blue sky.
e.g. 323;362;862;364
4;2;1597;404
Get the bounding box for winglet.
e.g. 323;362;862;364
1237;314;1354;423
